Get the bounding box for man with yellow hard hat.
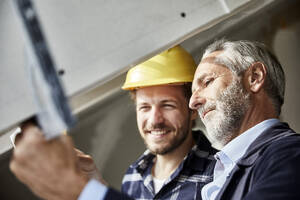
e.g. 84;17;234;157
10;46;216;200
120;45;216;199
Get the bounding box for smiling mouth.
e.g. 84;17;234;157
146;130;170;136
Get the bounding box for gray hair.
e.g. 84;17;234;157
203;39;285;116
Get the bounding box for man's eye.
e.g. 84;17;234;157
138;106;150;111
204;78;214;87
163;104;176;109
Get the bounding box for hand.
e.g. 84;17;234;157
10;123;89;200
75;149;108;185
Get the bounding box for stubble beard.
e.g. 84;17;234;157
145;130;188;155
144;115;191;155
199;78;251;147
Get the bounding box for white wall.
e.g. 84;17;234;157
0;1;299;199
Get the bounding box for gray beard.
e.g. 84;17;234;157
199;78;251;147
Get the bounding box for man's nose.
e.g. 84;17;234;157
189;91;206;110
148;107;164;125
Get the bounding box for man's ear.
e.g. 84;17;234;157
246;62;267;93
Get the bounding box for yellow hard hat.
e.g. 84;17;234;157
122;45;197;90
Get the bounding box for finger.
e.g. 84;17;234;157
76;152;93;160
12;127;43;158
12;118;40;147
11;135;44;172
13;124;42;148
74;149;94;165
74;148;87;156
77;157;94;171
14;131;23;146
19;126;45;150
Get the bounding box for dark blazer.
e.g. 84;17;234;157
216;122;300;200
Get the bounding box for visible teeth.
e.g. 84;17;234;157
150;131;167;135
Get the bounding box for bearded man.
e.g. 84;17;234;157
189;39;300;200
120;46;216;199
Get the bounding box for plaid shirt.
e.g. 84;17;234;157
121;132;217;200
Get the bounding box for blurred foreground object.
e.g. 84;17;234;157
12;0;75;139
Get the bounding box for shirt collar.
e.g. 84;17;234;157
220;118;280;164
133;141;214;175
